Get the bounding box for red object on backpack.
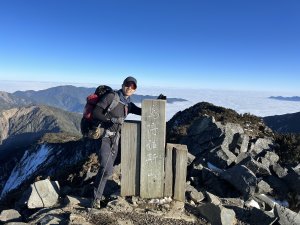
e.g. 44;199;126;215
83;94;99;121
81;85;120;138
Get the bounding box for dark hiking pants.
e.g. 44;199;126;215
93;136;119;200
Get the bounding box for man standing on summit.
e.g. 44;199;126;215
91;76;141;209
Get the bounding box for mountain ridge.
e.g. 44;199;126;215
9;85;187;113
263;111;300;134
0;105;81;154
269;96;300;101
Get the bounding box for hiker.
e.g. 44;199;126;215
92;76;141;208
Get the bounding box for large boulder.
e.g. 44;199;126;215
198;203;237;225
232;133;249;154
274;204;300;225
220;165;257;199
257;151;279;168
250;138;274;155
26;179;60;208
0;209;22;223
186;117;245;169
282;167;300;195
239;157;271;176
249;207;277;225
201;167;237;198
183;116;224;156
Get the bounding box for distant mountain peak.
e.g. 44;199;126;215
269;96;300;102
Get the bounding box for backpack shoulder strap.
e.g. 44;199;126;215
106;91;120;114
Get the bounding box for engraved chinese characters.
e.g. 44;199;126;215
140;100;166;198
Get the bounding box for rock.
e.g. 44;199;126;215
64;195;91;208
274;204;300;225
271;164;288;178
189;190;205;204
187;152;195;166
245;199;260;209
264;176;290;198
185;116;224;155
250;138;274;155
117;219;134;225
220;198;244;208
204;122;245;169
5;222;28;225
201;167;237;198
207;162;224;173
106;197;133;212
205;191;222;205
184;117;249;169
258;151;279;167
28;208;69;224
189;161;203;177
165;201;196;222
36;214;63;225
223;123;244;153
283;167;300;194
250;207;277;225
26;179;59;208
240;157;271;176
293;164;300;174
233;133;249;154
205;145;237;169
235;152;252;164
220;165;257;199
69;213;92;225
186;183;204;203
170;200;185;211
255;194;276;209
256;180;273;194
198;203;237;225
0;209;22;223
130;196;139;206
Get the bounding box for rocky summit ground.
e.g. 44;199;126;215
1;101;299;225
22;195;210;225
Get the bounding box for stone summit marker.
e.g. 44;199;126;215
121;121;141;196
140;99;166;198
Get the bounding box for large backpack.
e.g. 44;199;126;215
80;85;119;139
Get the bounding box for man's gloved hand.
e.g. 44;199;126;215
157;94;167;100
111;117;125;124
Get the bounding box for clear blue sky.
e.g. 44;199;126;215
0;0;299;92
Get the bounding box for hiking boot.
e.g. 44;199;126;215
92;199;101;209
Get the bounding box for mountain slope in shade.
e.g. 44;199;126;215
263;112;300;133
13;85;91;112
0;91;32;111
0;105;81;152
0;134;98;200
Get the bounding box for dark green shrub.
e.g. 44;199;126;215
274;133;300;166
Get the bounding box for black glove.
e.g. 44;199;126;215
157;94;167;100
111;117;125;124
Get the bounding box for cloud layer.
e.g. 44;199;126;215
1;80;300;121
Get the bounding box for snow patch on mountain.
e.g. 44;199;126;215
0;145;52;199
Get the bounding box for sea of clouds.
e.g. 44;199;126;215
131;87;300;121
1;80;300;121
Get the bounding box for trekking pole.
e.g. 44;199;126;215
87;123;122;218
